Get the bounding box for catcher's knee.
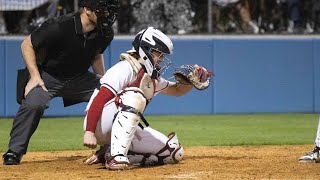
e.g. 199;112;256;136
116;87;147;113
157;132;184;164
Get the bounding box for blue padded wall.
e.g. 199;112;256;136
150;39;214;115
4;40;25;116
1;37;320;117
314;40;320;113
0;40;5;116
109;38;133;66
214;39;314;113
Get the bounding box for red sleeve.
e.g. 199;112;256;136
86;86;115;132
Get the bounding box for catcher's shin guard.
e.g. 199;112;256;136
127;132;184;166
110;87;147;164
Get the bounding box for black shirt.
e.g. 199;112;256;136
31;12;114;79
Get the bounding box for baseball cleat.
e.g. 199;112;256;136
299;146;320;163
105;155;130;170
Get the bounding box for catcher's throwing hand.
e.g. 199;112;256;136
173;64;214;90
83;131;97;149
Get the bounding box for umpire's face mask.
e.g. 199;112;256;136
94;4;119;29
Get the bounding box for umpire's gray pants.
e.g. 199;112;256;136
8;71;100;154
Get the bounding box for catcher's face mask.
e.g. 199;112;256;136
150;49;172;78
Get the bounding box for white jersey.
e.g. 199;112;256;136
100;60;170;99
86;59;171;112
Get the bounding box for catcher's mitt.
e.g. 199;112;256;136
173;64;214;90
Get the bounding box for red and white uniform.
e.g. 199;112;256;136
83;54;173;154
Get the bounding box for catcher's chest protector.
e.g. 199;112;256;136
120;53;156;101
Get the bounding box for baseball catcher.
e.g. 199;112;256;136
83;27;214;170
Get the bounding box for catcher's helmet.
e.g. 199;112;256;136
132;27;173;77
79;0;119;29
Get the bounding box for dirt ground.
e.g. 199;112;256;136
1;145;320;180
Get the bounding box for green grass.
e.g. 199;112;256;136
0;113;319;152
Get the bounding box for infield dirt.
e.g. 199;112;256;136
1;145;320;180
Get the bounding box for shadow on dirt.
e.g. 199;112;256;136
23;155;86;164
184;155;259;160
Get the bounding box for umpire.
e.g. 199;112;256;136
2;0;120;165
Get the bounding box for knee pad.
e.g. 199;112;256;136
116;87;147;113
111;87;147;157
157;132;184;164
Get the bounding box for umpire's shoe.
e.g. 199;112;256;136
299;146;320;163
2;150;22;165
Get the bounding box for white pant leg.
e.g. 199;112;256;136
130;127;169;154
83;102;118;146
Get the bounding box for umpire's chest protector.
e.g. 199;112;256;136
120;53;156;101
